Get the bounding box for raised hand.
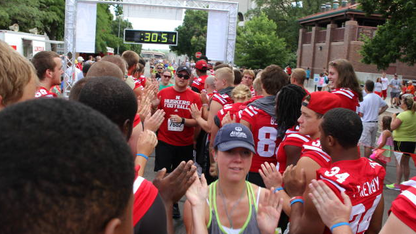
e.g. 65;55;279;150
189;103;202;120
283;165;306;197
144;109;165;132
153;160;197;204
186;172;208;208
257;188;283;234
136;129;158;157
221;112;236;126
259;162;282;189
308;179;352;229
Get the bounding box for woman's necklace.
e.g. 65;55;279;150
217;182;246;229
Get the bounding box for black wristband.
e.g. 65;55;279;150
181;118;185;124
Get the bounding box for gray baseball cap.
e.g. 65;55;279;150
214;123;255;153
176;66;191;75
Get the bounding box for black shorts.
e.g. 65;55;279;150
394;141;416;155
155;140;193;172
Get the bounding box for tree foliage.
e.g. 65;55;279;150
235;13;288;69
359;0;416;70
170;10;208;59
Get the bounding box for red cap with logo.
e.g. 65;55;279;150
304;91;342;115
195;60;208;70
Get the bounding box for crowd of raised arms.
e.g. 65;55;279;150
2;39;416;234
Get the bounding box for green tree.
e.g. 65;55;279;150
0;0;64;41
170;10;208;59
359;0;416;70
250;0;327;53
235;13;289;69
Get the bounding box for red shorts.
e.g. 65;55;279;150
382;89;387;98
374;91;382;97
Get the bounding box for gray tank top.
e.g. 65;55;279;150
207;180;261;234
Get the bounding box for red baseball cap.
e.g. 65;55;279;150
303;91;342;115
195;60;208;70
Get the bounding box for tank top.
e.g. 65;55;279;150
207;180;261;234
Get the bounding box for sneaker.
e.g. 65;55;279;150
386;183;400;191
173;203;181;219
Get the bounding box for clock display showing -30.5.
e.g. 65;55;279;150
124;29;178;45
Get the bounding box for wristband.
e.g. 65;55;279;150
274;187;284;193
290;196;304;206
330;222;349;232
136;153;149;160
181;118;185;124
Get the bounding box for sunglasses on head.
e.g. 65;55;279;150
177;73;190;80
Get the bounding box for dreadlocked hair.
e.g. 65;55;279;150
276;84;307;138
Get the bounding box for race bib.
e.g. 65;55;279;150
168;119;184;132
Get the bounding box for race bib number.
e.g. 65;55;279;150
168;119;184;132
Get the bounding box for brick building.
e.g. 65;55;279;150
297;1;416;82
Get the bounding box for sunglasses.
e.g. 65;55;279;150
163;75;172;78
177;73;190;80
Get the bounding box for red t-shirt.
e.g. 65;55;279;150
35;87;57;98
331;88;359;112
317;158;385;234
276;126;310;174
300;138;331;168
133;175;158;226
192;74;208;92
241;105;281;172
157;87;202;146
390;177;416;232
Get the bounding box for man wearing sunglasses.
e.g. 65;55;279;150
155;65;202;219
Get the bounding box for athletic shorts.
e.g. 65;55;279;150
155;140;193;172
382;89;387;98
391;92;400;98
359;122;378;147
374;91;382;97
394;141;416;156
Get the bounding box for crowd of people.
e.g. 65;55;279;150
1;37;416;234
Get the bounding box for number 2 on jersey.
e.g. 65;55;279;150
257;127;278;157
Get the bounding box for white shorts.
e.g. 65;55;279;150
359;122;378;147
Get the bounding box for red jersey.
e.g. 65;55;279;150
276;126;310;174
241;105;281;172
331;88;359;112
133;176;158;226
216;102;245;128
318;158;385;234
390;177;416;232
300;138;331;168
35;87;57;98
192;74;208;92
157;86;202;146
211;92;233;106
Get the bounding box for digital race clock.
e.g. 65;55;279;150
124;29;178;45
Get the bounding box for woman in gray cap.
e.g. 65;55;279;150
183;123;283;234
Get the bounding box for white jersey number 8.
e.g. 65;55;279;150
257;127;278;157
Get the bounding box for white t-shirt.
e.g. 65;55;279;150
381;77;389;90
359;93;387;122
374;82;382;93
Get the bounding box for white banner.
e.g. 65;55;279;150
76;2;97;53
124;5;183;21
206;11;228;61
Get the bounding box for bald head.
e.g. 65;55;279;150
101;55;127;76
86;61;124;80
